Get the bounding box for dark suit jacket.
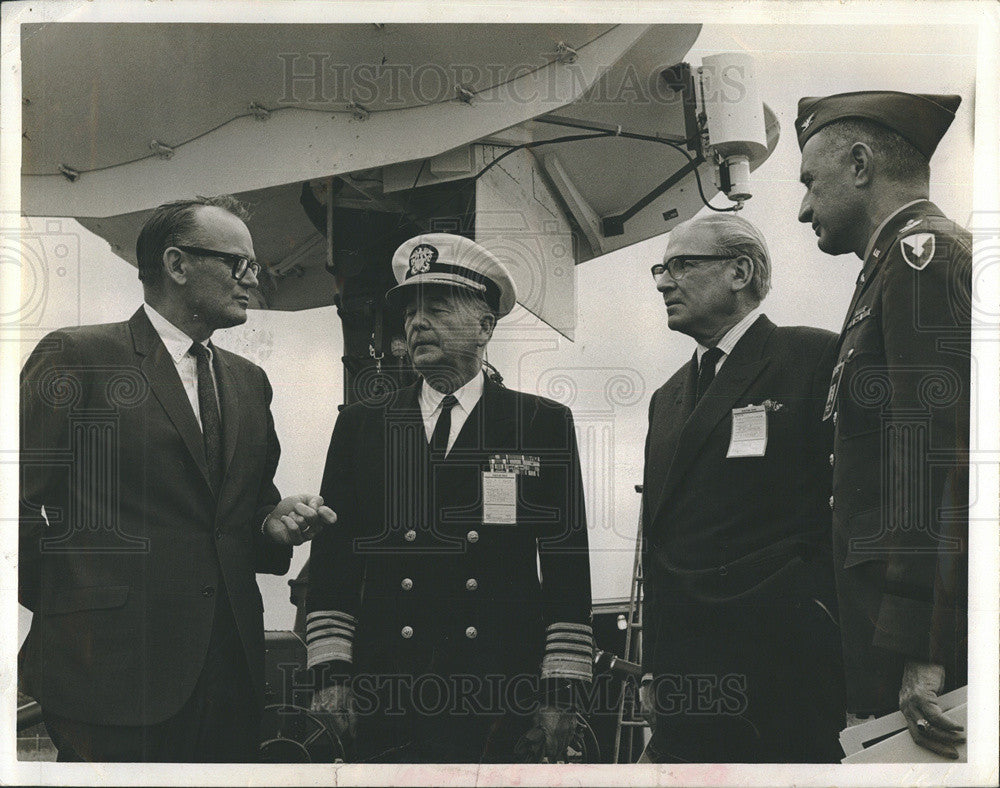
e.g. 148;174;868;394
827;201;970;714
19;307;291;726
641;315;843;761
306;374;592;757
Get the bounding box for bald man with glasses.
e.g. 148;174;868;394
19;195;335;762
637;214;845;763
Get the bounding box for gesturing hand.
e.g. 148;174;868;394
264;493;337;545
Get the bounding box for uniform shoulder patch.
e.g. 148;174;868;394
899;232;936;270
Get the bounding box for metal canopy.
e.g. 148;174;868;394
20;23;779;336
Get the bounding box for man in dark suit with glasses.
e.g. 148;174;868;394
638;213;845;763
19;195;335;762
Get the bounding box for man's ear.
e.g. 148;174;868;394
850;142;874;186
478;312;497;346
731;255;755;292
162;247;187;285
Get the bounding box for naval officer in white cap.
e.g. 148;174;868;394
306;233;594;763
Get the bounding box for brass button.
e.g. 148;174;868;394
465;578;478;591
404;529;417;542
859;273;866;285
401;578;413;591
465;626;478;639
466;530;479;544
829;496;835;510
829;453;835;467
401;626;414;639
201;586;215;598
846;348;855;359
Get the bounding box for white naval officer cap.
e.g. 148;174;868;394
386;233;517;318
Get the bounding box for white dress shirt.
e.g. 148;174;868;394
143;303;217;430
419;369;485;457
695;306;763;376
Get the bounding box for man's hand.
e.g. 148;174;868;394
310;683;357;743
514;705;577;763
899;659;965;759
264;494;336;545
639;674;656;730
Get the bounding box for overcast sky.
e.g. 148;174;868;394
12;21;981;633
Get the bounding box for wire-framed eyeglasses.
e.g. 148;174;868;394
651;255;738;281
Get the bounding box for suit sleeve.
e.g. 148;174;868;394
18;331;77;612
536;403;595;691
871;230;971;664
252;368;291;575
304;407;364;679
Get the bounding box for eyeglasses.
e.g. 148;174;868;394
174;245;261;283
651;255;738;281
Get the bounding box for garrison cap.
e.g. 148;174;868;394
387;233;517;317
795;91;961;159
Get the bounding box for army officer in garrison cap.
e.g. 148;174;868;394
796;91;971;758
306;233;593;763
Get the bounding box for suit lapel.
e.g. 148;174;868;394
643;359;696;519
212;347;243;488
467;372;517;453
651;316;774;524
130;308;213;493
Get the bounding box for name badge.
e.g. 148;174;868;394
483;471;517;524
823;361;844;422
727;405;768;458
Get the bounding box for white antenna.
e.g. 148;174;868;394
697;53;768;204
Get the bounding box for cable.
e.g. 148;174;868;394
409;128;738;231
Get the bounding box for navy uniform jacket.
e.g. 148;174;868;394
641;315;844;762
826;200;971;714
305;374;593;755
18;307;291;726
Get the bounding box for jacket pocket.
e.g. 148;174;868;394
42;585;129;614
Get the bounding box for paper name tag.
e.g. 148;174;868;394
483;470;517;524
727;405;768;458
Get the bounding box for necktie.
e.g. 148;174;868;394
431;394;458;456
696;346;724;401
189;342;223;489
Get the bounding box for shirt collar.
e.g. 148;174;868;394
419;367;485;418
696;306;762;362
143;302;208;363
862;199;927;262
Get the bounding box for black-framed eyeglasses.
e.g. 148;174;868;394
174;245;261;282
651;255;738;281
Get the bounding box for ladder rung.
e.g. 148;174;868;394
620;720;649;727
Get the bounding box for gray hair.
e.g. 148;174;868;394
823;118;930;184
683;213;772;302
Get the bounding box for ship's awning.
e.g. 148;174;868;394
20;23;778;337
